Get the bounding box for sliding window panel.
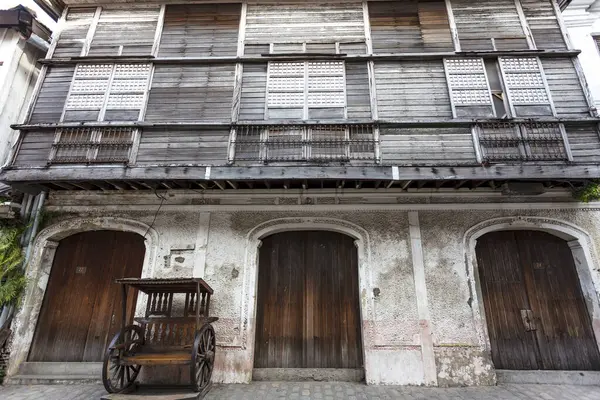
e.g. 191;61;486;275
444;58;495;118
145;65;236;122
159;4;241;58
52;7;95;58
368;0;454;53
29;67;75;123
450;0;529;51
88;6;160;56
376;60;453;120
520;0;567;50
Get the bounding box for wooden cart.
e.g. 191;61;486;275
102;278;217;395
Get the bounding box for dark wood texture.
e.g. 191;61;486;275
254;231;363;369
476;230;600;370
28;231;145;362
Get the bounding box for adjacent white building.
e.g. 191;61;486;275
564;0;600;109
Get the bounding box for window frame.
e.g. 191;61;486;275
60;63;153;123
265;60;348;120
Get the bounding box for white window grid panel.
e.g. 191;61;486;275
267;92;305;108
499;57;555;112
451;90;492;106
106;93;146;109
70;79;110;93
63;63;151;120
447;74;489;89
266;60;347;117
308;76;345;91
114;64;152;78
308;61;345;75
499;57;539;72
66;94;106;110
109;78;151;93
308;92;346;107
444;58;486;73
444;58;495;115
268;77;305;92
507;88;549;104
75;64;113;78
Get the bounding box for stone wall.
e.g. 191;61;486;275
7;194;600;386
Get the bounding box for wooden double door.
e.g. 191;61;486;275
29;231;145;362
476;230;600;370
254;231;363;369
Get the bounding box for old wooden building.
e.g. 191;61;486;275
4;0;600;388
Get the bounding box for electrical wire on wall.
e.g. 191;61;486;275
144;188;168;238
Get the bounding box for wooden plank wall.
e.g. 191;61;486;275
145;65;235;122
88;7;160;56
158;4;241;57
541;58;591;117
379;127;477;165
136;128;230;165
368;0;454;53
244;2;365;47
12;130;55;167
345;62;372;119
239;64;267;121
520;0;567;50
565;124;600;163
29;67;74;124
451;0;528;50
374;61;452;119
52;8;95;58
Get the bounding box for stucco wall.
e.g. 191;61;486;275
8;201;600;387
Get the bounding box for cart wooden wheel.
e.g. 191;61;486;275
191;323;216;392
102;325;144;393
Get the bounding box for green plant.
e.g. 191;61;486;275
573;181;600;203
0;224;26;308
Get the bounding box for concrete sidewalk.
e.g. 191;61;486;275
1;382;600;399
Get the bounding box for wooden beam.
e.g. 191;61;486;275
374;180;382;189
213;181;226;191
227;180;238;189
454;180;468;189
6;164;600;184
401;180;412;190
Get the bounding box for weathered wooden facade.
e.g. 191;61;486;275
6;0;600;390
3;0;600;191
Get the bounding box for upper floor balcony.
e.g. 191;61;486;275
3;0;600;191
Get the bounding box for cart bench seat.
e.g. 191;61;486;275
122;351;192;366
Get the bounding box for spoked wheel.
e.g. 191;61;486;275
191;324;216;392
102;324;144;393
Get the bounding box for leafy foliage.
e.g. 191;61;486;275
573;181;600;203
0;224;26;308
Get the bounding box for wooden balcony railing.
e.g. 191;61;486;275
49;127;134;164
231;124;379;163
474;121;570;162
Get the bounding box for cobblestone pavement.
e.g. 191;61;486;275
1;382;600;399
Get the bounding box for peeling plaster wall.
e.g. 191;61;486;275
8;201;600;387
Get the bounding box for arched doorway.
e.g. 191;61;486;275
28;230;145;362
254;231;363;369
475;230;600;370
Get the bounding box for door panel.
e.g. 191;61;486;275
254;231;363;369
476;230;600;370
29;231;145;362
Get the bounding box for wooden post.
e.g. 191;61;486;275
121;284;128;330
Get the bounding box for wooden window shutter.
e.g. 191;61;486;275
451;0;529;51
52;8;96;58
88;7;160;56
159;4;241;57
519;0;567;50
368;0;453;53
444;58;495;118
498;57;554;117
